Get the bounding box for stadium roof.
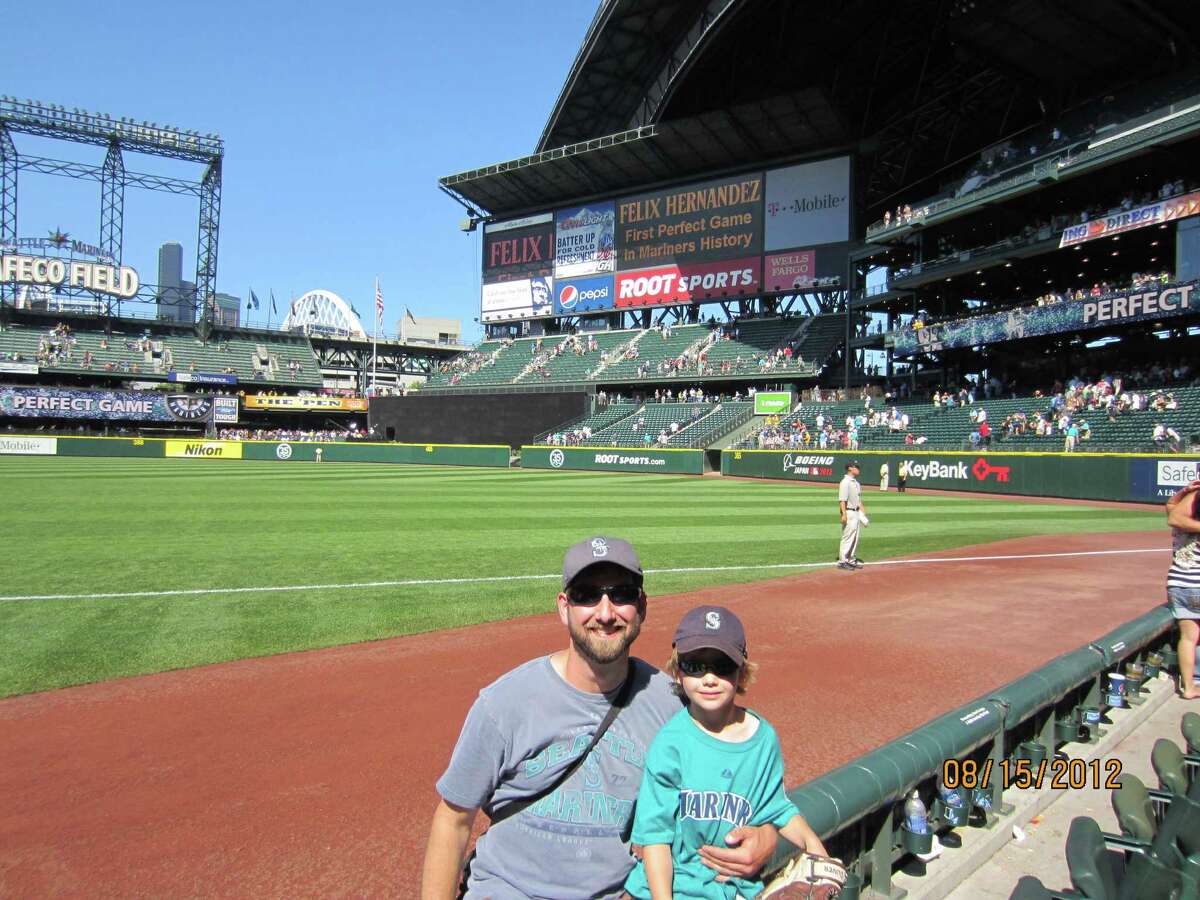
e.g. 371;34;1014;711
441;0;1200;220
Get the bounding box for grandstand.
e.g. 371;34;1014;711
0;319;321;388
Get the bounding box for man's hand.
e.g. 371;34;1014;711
698;824;778;880
840;514;847;526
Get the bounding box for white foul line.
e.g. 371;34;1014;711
0;547;1167;604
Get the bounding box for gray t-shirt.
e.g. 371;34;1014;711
437;655;682;900
838;474;861;509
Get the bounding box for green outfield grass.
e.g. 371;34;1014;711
0;456;1164;698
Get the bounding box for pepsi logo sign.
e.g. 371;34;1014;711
556;280;612;311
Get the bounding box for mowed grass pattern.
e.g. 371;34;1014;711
0;457;1163;697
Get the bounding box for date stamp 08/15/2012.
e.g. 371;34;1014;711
941;756;1123;793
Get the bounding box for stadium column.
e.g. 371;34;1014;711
100;139;125;315
0;124;15;306
195;157;222;328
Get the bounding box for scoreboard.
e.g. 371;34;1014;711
481;156;852;323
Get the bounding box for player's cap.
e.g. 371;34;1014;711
846;460;861;470
562;536;643;589
673;605;747;666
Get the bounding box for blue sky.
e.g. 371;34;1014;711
4;0;600;341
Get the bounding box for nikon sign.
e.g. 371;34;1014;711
1;253;139;298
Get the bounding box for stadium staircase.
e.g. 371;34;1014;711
581;401;716;448
587;329;647;380
535;402;642;443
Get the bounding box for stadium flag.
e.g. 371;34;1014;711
271;290;279;315
250;289;261;310
406;307;417;325
372;278;382;389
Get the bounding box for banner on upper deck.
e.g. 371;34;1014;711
0;387;233;422
892;280;1199;357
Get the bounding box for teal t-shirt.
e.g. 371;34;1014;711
624;707;800;899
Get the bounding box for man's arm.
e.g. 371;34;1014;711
420;798;478;900
697;823;779;879
839;500;848;525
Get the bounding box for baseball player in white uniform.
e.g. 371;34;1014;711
879;462;889;491
837;461;868;571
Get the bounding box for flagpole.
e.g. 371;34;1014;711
372;277;380;392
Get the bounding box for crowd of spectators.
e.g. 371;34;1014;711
217;427;358;443
871;70;1200;234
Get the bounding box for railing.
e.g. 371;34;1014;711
772;607;1174;895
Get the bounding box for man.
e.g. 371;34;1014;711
897;460;907;492
837;462;867;571
879;461;890;492
420;537;778;899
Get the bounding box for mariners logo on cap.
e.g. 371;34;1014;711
590;537;609;558
705;611;722;630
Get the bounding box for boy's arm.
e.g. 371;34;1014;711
642;844;674;900
780;814;829;857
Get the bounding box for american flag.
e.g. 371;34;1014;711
375;280;384;326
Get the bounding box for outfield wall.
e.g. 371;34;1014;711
521;444;705;475
721;448;1199;502
0;435;510;467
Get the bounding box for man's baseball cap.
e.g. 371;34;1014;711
846;460;860;470
673;605;747;666
562;536;643;589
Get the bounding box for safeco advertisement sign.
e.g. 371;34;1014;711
165;440;243;459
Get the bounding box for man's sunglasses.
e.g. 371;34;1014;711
677;656;740;679
568;584;642;606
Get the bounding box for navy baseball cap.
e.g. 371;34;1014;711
673;605;747;666
562;536;643;589
846;461;860;470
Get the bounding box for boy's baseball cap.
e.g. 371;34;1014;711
562;536;643;589
673;605;747;666
846;460;860;470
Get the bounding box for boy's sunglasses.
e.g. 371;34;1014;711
677;656;740;679
568;584;642;606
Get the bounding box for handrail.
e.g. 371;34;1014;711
771;606;1174;891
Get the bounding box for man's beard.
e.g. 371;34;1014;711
568;615;641;665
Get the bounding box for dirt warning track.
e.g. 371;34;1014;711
0;530;1168;897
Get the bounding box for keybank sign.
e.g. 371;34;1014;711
902;459;970;481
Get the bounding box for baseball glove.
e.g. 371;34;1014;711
761;852;849;899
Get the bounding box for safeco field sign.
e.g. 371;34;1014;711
753;391;793;415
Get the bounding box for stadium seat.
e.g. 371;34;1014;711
1154;739;1192;797
1112;773;1160;844
1183;713;1200;755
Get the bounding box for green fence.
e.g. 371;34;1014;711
722;448;1199;502
521;444;705;475
2;435;510;467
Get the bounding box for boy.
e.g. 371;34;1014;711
624;605;834;899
